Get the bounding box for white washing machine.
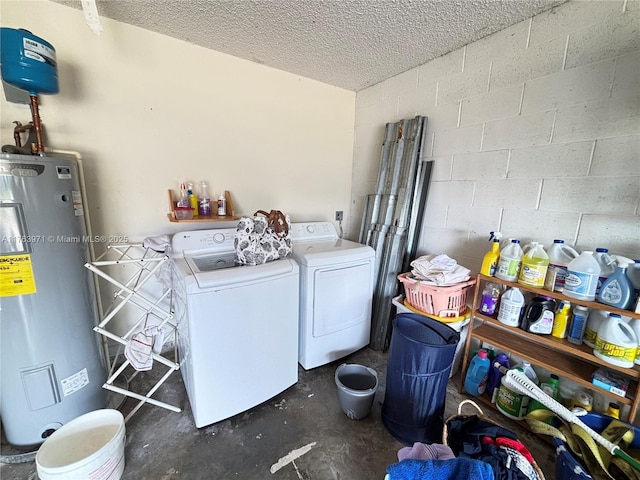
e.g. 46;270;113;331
170;228;299;428
291;222;375;370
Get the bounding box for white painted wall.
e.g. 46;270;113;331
1;1;356;246
351;0;640;272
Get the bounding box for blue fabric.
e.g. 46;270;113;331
387;458;495;480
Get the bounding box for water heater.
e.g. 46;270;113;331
0;153;107;446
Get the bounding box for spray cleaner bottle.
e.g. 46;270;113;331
481;231;502;276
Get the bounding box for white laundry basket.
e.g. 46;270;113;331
36;409;125;480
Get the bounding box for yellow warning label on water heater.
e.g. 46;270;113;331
0;254;37;296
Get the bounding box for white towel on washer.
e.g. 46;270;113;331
410;254;470;286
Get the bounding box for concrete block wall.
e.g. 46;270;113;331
351;0;640;273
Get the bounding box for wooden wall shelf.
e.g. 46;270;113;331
167;189;239;223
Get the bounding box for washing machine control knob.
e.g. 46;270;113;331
306;225;315;234
213;233;225;243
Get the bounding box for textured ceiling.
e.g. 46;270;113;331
54;0;566;91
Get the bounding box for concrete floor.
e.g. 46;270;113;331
1;347;557;479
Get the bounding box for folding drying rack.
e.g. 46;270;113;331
85;243;180;422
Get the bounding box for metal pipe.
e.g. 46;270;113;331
29;95;44;154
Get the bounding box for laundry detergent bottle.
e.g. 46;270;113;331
495;239;524;282
583;309;610;348
497;287;525;327
480;231;502;276
464;349;490;396
594;248;616;295
597;261;634;310
594;313;638;368
564;251;601;301
518;242;549;288
544;239;578;292
521;295;556;335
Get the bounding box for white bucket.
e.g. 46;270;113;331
36;409;125;480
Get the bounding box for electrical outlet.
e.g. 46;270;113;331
335;211;343;221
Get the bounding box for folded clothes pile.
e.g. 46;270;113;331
410;254;470;286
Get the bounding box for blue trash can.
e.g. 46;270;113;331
381;313;460;445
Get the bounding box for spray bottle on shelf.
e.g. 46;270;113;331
495;239;524;282
177;181;190;207
188;182;198;216
627;260;640;304
597;261;634;310
481;231;502;276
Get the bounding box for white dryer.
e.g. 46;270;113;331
171;228;299;428
291;222;375;370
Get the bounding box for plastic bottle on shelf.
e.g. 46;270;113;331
593;313;638;368
521;295;557;335
544;239;579;292
177;181;190;207
199;181;211;216
629;319;640;365
496;362;538;420
188;182;198;217
593;248;616;295
567;305;590;345
605;402;621;420
217;192;227;216
570;390;593;411
496;287;525;327
583;310;610;348
551;301;571;339
564;251;601;301
464;349;490;396
518;242;549;288
628;260;640;301
528;374;560;415
597;261;634;310
480;232;502;276
487;352;510;400
480;282;501;316
495;239;524;282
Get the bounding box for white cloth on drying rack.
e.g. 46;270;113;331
410;254;470;286
124;317;166;371
142;234;171;253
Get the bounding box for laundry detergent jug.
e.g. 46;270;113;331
564;251;601;301
518;243;549;288
544;240;578;292
594;313;638;368
495;239;523;282
521;295;556;335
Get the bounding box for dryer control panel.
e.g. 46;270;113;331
291;222;337;241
